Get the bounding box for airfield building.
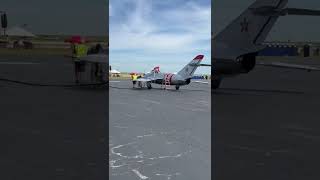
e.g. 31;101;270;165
260;41;320;57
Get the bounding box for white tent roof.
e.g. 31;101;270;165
6;26;36;37
110;69;120;74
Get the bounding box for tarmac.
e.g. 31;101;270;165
214;57;320;180
0;55;107;180
4;54;320;180
109;81;211;180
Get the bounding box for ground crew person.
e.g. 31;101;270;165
131;74;138;88
72;43;88;83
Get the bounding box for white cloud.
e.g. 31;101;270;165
109;4;113;17
109;0;211;74
110;0;210;52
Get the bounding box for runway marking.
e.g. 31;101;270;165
177;106;208;112
125;113;136;118
136;134;155;139
142;99;161;105
132;169;149;179
113;125;129;129
110;129;194;179
109;89;210;178
110;142;143;159
111;102;130;105
110;159;128;169
155;173;181;180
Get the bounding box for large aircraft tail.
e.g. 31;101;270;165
214;0;288;51
178;55;204;78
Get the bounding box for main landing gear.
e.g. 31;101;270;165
212;76;222;89
147;82;152;89
175;85;180;90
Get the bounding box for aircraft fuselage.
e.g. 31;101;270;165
146;73;190;86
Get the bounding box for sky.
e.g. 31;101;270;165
109;0;211;74
213;0;320;42
0;0;108;35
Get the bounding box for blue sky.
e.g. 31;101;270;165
109;0;211;74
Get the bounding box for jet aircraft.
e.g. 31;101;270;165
134;55;209;90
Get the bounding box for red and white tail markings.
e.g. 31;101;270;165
153;66;160;73
193;55;204;61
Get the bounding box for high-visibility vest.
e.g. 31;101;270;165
73;44;88;58
132;75;138;80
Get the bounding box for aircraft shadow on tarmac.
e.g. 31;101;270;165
66;85;108;92
109;85;208;92
213;88;305;96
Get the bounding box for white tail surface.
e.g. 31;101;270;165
178;55;204;78
214;0;288;54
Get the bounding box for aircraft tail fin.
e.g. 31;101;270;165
177;55;204;78
151;66;160;73
214;0;288;52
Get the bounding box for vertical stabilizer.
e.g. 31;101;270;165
178;55;204;78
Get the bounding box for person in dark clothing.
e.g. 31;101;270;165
88;43;104;54
95;43;103;53
88;43;105;82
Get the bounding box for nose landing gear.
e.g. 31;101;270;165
147;82;152;89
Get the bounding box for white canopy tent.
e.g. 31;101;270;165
6;26;36;37
110;69;121;74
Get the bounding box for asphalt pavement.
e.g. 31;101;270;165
0;55;107;180
109;81;211;180
214;57;320;180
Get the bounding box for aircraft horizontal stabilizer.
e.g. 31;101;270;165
257;62;320;71
191;81;209;84
188;63;211;67
199;64;211;67
136;78;152;82
281;8;320;16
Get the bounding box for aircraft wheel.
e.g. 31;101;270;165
175;85;180;90
212;76;222;89
147;82;152;89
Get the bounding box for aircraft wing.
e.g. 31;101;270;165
257;62;320;71
136;76;163;82
191;80;209;84
136;78;151;82
77;54;108;63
